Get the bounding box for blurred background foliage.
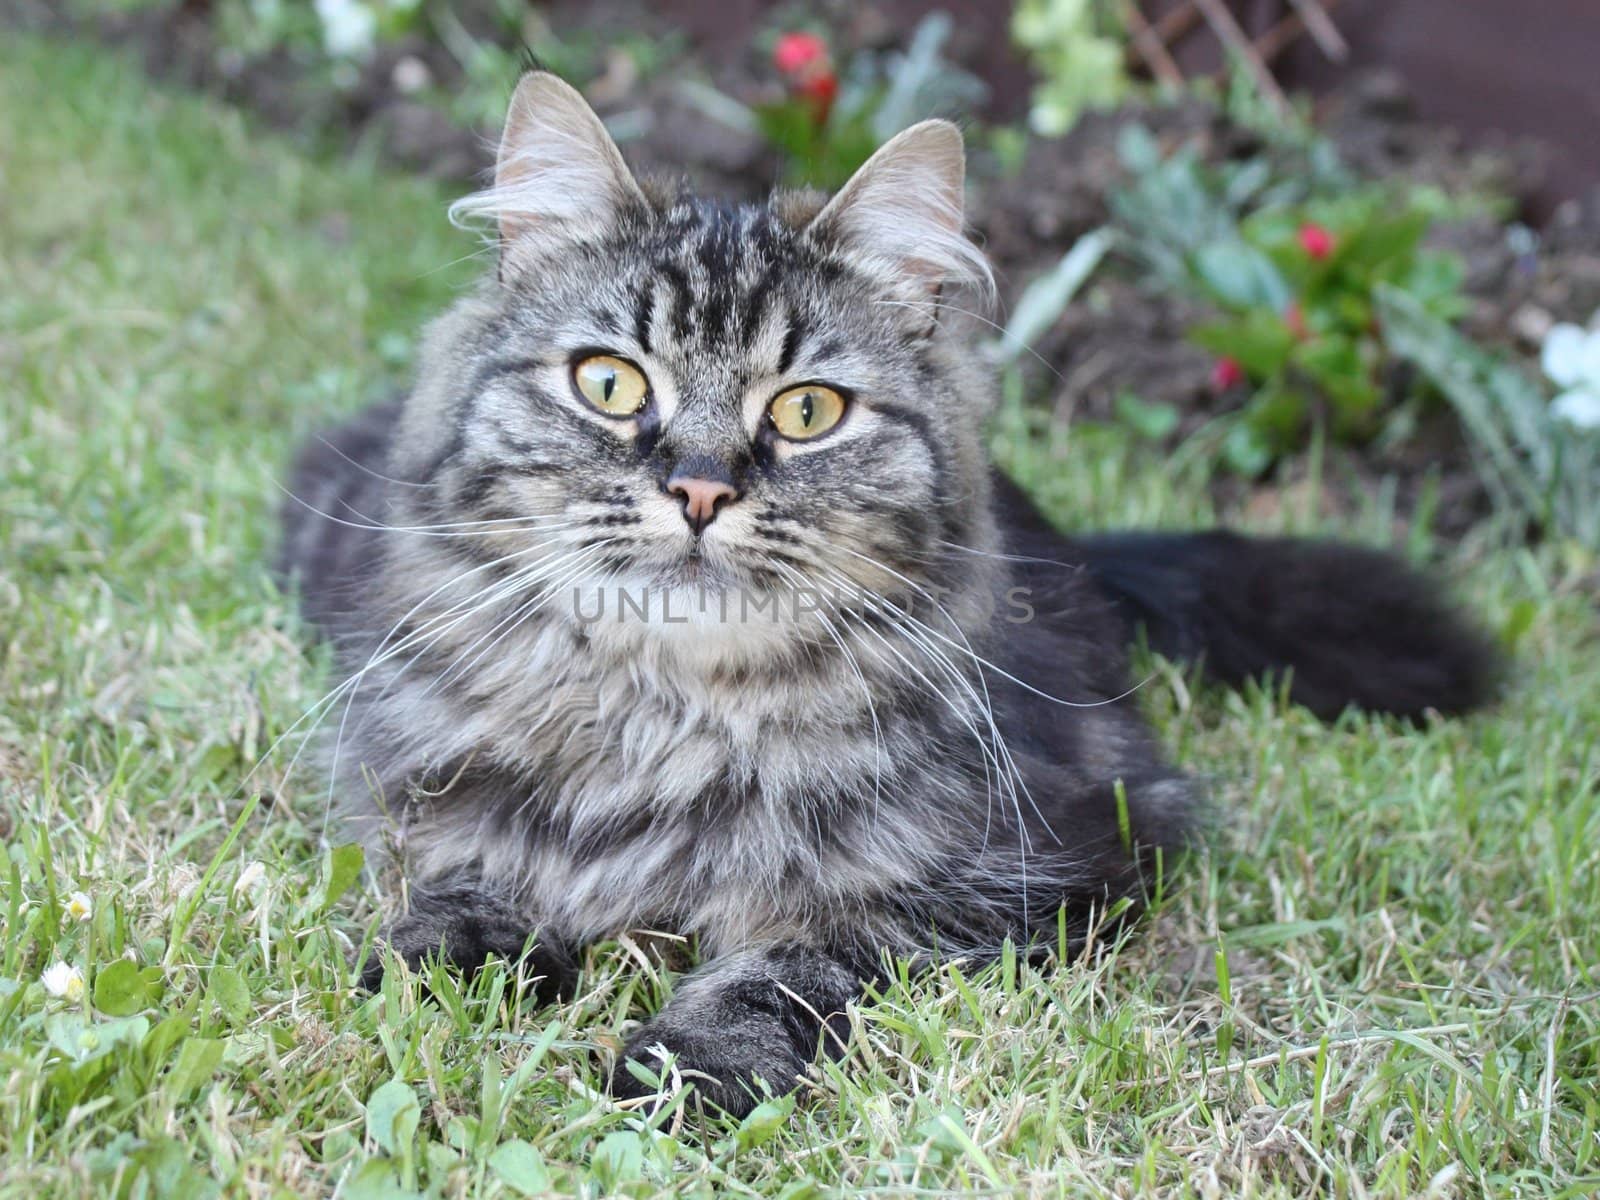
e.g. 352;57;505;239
30;0;1600;549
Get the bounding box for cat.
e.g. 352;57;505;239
278;70;1495;1116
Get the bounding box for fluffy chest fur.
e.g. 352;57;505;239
332;529;979;951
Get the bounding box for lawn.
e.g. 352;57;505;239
2;35;1598;1199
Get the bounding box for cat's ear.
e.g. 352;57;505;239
450;71;646;272
807;120;993;319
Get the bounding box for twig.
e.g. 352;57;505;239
1123;2;1186;87
1151;0;1203;45
1284;0;1349;61
1257;0;1346;64
1191;0;1291;115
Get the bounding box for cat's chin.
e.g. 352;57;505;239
562;556;829;671
604;536;772;592
644;555;732;590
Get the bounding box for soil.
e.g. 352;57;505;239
11;0;1599;535
969;74;1600;534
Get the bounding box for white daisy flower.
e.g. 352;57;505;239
314;0;378;60
41;961;85;1002
65;891;92;923
1541;318;1600;431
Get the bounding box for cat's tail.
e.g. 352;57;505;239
1074;531;1501;719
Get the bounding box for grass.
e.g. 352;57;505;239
3;34;1599;1199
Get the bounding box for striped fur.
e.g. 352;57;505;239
278;72;1492;1116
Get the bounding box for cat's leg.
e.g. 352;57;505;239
608;943;863;1116
360;880;578;1002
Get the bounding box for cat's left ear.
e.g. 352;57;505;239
806;120;993;323
451;70;647;277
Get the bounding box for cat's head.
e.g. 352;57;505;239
395;72;1000;664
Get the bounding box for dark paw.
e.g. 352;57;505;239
607;1024;805;1117
359;888;575;1002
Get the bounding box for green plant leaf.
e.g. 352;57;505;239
1192;241;1291;311
734;1096;796;1149
320;843;363;912
93;959;164;1016
1328;292;1373;332
1293;335;1380;430
46;1012;149;1066
165;1036;224;1097
207;965;250;1026
1343;208;1428;269
365;1079;420;1158
142;1013;190;1066
342;1158;421;1200
1396;250;1468;317
590;1130;646;1188
992;228;1114;361
1221;422;1274;477
1243;381;1312;445
1375;284;1600;548
1114;392;1181;441
488;1141;550;1195
1190;313;1295;378
1240;205;1303;249
1114;122;1160;174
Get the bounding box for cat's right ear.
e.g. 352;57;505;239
449;71;646;277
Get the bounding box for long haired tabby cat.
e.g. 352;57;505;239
280;71;1494;1114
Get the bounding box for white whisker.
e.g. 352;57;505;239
277;481;581;539
834;544;1149;712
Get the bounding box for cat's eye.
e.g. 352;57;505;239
768;384;846;441
572;354;649;417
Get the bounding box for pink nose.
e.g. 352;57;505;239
666;473;739;534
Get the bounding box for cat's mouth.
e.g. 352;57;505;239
658;557;714;586
604;527;790;596
635;549;741;591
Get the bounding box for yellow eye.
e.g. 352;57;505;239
768;384;846;441
572;355;649;417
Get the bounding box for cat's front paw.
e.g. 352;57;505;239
359;885;575;1001
607;945;859;1115
609;1023;806;1117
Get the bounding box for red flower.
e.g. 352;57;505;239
795;70;838;108
1298;223;1336;260
773;31;828;75
773;31;837;125
1211;357;1245;391
1284;302;1309;339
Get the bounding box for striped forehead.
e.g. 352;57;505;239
634;200;814;356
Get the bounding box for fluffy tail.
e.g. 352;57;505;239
1075;531;1500;719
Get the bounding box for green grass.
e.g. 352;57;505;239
4;36;1599;1199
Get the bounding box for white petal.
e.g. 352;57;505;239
1579;331;1600;387
42;961;78;997
1552;388;1600;430
392;55;431;96
1542;324;1589;387
314;0;377;59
